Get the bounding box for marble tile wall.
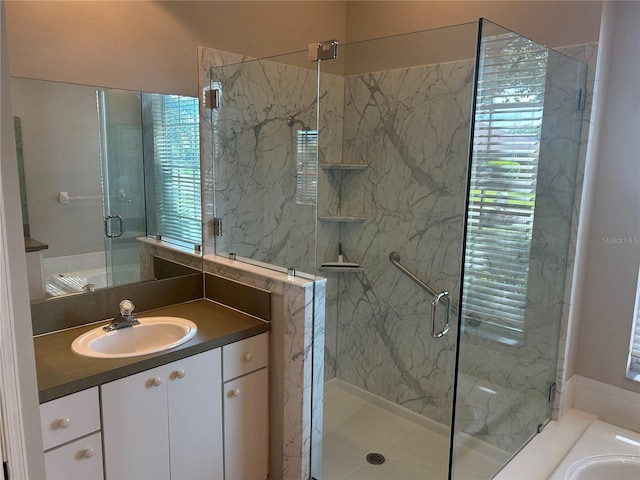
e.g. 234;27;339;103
327;60;475;426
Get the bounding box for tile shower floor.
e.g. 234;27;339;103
321;384;505;480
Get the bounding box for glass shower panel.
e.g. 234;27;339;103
210;50;320;276
451;19;587;479
314;23;478;480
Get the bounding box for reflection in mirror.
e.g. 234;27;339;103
11;78;202;300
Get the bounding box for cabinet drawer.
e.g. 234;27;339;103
40;387;100;451
223;333;268;381
44;432;103;480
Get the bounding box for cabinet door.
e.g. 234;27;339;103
102;365;170;480
44;432;103;480
168;348;223;480
223;368;269;480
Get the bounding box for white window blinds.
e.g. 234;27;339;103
296;130;318;205
462;33;548;340
151;94;202;247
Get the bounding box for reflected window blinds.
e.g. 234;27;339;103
151;94;202;247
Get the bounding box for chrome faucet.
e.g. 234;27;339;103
103;299;140;332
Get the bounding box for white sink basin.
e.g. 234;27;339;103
71;316;198;359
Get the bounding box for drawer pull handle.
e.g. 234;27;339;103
176;369;186;379
82;448;95;459
243;353;253;363
58;418;71;429
152;377;162;387
228;388;241;398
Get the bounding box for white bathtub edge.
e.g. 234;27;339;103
493;409;596;480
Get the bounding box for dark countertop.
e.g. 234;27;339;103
34;299;270;403
24;236;48;253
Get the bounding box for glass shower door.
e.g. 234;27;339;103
451;19;587;479
314;24;478;480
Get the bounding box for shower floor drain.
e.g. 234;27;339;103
366;452;386;465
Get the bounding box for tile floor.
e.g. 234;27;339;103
321;384;506;480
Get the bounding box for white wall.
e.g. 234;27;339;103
574;1;640;394
5;0;348;97
10;78;105;258
0;3;46;477
345;1;602;46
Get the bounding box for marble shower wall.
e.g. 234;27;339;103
325;60;476;425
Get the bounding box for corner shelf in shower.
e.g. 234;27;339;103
320;163;368;171
318;266;366;273
318;215;366;223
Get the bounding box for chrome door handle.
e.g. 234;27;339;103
104;214;123;238
431;291;451;339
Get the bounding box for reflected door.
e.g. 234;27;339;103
98;90;146;287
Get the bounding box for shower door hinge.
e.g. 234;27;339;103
577;88;586;111
207;88;220;109
309;40;338;62
548;382;557;404
212;217;222;237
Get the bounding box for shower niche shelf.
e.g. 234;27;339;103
320;163;368;171
318;215;365;223
318;266;366;273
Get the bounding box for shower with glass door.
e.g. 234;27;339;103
208;18;588;479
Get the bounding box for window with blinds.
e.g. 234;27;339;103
628;267;640;375
296;130;318;205
151;94;202;247
462;32;549;342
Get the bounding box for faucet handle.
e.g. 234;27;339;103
119;299;135;317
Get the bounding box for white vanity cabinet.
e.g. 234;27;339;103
222;333;269;480
40;387;103;480
102;348;224;480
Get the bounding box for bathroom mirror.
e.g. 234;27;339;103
11;77;203;300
